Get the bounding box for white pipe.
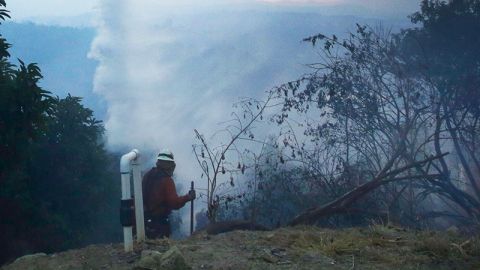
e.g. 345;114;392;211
120;170;133;252
123;227;133;252
120;149;140;174
120;149;139;252
132;160;145;242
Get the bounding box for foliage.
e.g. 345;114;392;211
0;2;120;264
26;95;119;246
215;0;480;229
269;22;438;226
399;0;480;215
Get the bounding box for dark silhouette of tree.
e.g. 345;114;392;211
399;0;480;216
0;2;120;264
27;95;119;248
272;0;480;226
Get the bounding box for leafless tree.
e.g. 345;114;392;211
193;92;275;222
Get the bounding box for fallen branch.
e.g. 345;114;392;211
289;153;448;226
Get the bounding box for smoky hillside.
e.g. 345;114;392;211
1;0;480;268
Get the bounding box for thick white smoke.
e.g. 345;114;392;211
88;1;410;234
90;1;352;177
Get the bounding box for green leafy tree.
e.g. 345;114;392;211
27;95;120;249
0;1;56;262
0;1;120;264
399;0;480;212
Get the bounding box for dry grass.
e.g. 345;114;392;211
3;225;479;270
237;225;480;269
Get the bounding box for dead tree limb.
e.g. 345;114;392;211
289;153;448;226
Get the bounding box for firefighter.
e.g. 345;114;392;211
142;149;195;238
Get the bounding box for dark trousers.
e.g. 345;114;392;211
145;214;171;239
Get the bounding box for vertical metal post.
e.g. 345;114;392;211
132;160;145;242
190;181;194;235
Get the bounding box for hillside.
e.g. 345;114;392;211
2;225;479;270
1;22;105;118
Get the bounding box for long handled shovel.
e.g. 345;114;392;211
190;181;194;235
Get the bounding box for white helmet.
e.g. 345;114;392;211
157;149;174;162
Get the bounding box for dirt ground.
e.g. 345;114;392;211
2;225;480;270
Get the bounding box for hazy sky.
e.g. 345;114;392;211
8;0;98;19
8;0;420;23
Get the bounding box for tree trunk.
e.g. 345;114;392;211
289;153;447;226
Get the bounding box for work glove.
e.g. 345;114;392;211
188;189;196;201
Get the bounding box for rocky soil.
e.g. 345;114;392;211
2;225;479;270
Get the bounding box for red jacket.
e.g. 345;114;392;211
142;168;190;217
